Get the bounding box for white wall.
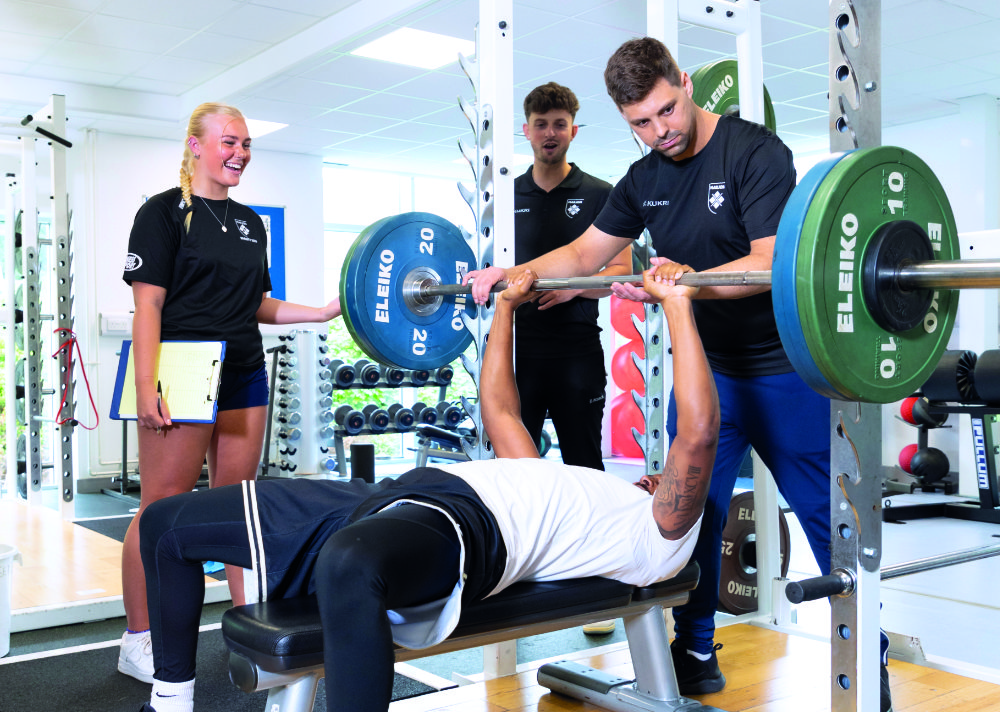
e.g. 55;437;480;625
84;131;324;479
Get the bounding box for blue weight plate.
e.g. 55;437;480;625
340;212;477;370
772;152;851;400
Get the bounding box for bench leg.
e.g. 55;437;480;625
537;605;730;712
263;671;322;712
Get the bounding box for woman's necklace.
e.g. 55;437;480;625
198;196;230;232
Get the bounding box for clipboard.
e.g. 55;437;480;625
110;340;226;423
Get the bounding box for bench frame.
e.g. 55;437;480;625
222;564;728;712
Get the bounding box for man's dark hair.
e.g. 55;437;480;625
604;37;683;109
522;82;580;121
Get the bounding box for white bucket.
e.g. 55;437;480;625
0;543;23;657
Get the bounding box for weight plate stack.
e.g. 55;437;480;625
339;212;478;370
775;146;959;403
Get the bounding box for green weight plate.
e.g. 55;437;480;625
794;146;959;404
690;59;776;134
339;212;477;370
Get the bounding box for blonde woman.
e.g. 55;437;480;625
119;102;340;682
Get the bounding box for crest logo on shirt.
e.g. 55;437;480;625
124;253;142;272
565;199;584;218
707;182;726;214
235;219;250;237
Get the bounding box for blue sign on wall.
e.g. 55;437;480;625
250;204;285;301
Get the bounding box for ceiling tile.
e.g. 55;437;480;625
1;0;90;38
248;0;356;18
761;0;829;28
299;109;398;134
0;29;58;63
130;54;229;86
204;4;319;44
100;0;240;30
247;78;370;109
882;0;987;44
38;39;156;74
26;61;128;86
66;14;192;54
344;91;451;121
516;18;638;65
167;32;272;66
231;96;330;124
301;54;427;92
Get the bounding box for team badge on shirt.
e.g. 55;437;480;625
707;182;726;214
124;253;142;271
235;219;250;237
565;199;584;218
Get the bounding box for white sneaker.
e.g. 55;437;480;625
119;630;155;683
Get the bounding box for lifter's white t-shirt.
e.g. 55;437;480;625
439;458;701;594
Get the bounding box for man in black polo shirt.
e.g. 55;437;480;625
514;82;632;474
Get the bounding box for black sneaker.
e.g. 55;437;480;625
881;663;893;712
670;639;726;695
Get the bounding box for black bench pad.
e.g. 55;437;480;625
222;563;698;675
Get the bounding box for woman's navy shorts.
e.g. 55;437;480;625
216;363;269;411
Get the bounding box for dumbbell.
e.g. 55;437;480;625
435;401;464;428
278;382;300;396
276;396;300;410
334;404;366;435
363;404;390;433
387;403;415;431
278;354;297;368
412;401;438;425
277;427;302;442
381;365;406;386
275;411;302;426
329;360;356;388
433;365;454;385
898;444;950;484
355;359;382;387
409;369;431;387
277;368;299;382
899;396;948;428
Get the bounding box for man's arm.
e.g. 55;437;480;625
467;223;634;306
479;272;544;459
642;263;720;540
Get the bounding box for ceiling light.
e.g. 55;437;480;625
352;28;475;69
245;118;287;139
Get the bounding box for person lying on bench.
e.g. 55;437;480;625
136;262;719;712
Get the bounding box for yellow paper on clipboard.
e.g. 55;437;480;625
110;340;226;423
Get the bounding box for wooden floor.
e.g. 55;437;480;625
0;499;126;609
393;625;1000;712
4;498;1000;711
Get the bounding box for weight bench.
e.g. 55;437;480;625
222;561;726;712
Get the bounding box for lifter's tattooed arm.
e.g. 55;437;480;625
640;262;719;540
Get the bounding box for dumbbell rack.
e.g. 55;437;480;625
263;329;462;477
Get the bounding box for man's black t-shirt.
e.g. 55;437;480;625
123;188;272;368
593;116;795;376
514;164;612;359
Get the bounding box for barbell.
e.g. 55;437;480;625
338;146;998;404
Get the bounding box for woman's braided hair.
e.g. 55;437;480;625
179;102;246;233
